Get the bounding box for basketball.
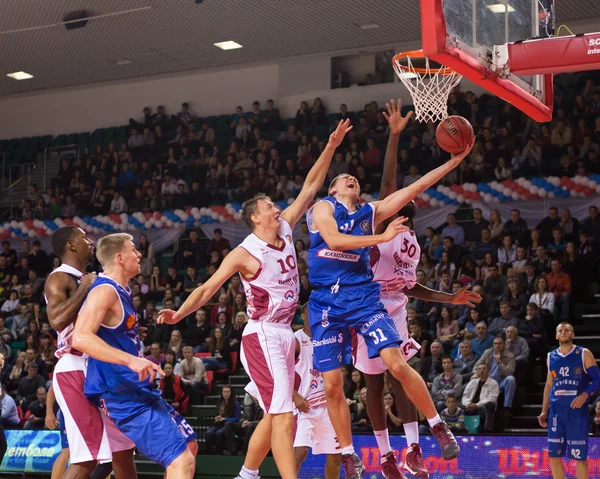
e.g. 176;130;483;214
436;115;474;154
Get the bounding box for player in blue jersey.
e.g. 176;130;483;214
73;234;197;479
538;322;600;479
307;100;474;478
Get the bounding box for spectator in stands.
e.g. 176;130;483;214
167;329;184;358
505;326;529;383
471;322;494;358
23;386;46;430
383;392;403;433
483;263;506;298
440;395;465;434
497;235;517;274
10;304;30;340
431;355;463;411
1;291;19;315
184;310;211;354
38;334;56;371
166;266;183;296
546;259;571;322
457;256;480;284
529;275;555;319
5;352;26;394
229;312;247;353
207;229;231;260
488;301;519;337
537;207;560;245
211;293;232;326
460;308;480;335
442;214;465;246
224;394;264;456
500;278;527;318
436;306;459;352
145;342;164;366
202;327;231;372
487;210;504;244
351;387;371;434
590;401;600;436
345;369;365;407
17;362;45;408
475;336;516;409
311;97;327;128
547;227;566;256
138;234;155;277
454;340;480;384
179;230;203;269
581;206;600;240
110;191;127;214
179;345;208;404
421;340;444;386
160;363;189;415
0;383;20;429
510;245;528;275
409;320;432;360
534;246;552;274
205;385;241;455
465;208;489;247
462;363;499;433
183;266;202;300
26;349;47;380
504;209;529;246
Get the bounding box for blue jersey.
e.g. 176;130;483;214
84;274;148;399
548;345;590;407
307;197;376;289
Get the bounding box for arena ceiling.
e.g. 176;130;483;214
0;0;599;97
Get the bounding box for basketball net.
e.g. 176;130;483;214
393;50;462;123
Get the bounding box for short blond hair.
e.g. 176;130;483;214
96;233;133;267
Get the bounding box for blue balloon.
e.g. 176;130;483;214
372;192;379;200
562;190;570;198
452;199;460;206
491;190;499;197
544;183;553;191
102;225;110;231
553;187;562;195
443;197;451;205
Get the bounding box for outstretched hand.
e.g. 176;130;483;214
450;138;476;164
328;119;353;148
157;309;180;325
128;356;164;382
451;285;482;308
382;216;410;242
383;99;414;135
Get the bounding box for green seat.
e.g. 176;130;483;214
0;140;7;153
284;117;296;128
6;139;19;152
327;113;339;125
41;136;53;150
11;340;25;354
54;135;66;147
78;132;91;145
464;414;480;434
104;127;117;140
27;136;41;152
92;128;105;140
204;116;217;128
117;125;129;137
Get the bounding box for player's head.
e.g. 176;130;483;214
556;322;575;345
241;194;280;232
96;233;141;278
398;200;417;227
328;173;360;201
51;226;95;264
300;303;311;338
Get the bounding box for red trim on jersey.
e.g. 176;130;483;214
238;247;263;282
249;283;270;320
243;332;274;412
370;244;381;268
265;237;285;252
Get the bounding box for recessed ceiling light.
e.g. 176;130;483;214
7;71;33;80
214;41;243;51
487;4;516;13
116;59;132;65
357;22;380;30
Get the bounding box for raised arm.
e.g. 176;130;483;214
72;286;162;381
311;201;409;251
281;119;352;228
45;272;97;332
157;247;251;324
371;141;474;226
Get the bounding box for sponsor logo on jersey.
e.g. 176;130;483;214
567;440;587;445
310;379;318;390
317;249;360;262
126;314;136;329
359;313;385;334
554;389;578;396
360;221;371;233
279;275;299;287
285;234;292;243
574;366;583;376
548;438;563;443
284;290;295;301
312;333;344;347
321;307;330;327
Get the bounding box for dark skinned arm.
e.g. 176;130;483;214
405;282;481;308
44;272;96;333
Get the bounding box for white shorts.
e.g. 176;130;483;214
240;320;295;414
53;354;135;464
354;296;421;375
294;405;340;455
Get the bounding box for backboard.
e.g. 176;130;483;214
421;0;555;122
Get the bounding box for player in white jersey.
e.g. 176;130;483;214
354;102;480;479
293;303;342;479
43;226;136;479
158;119;353;479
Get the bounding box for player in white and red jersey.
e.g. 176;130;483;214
44;226;136;479
293;303;342;479
353;101;480;479
158;119;353;479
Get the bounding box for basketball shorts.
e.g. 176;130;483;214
294;405;340;455
309;282;402;372
53;354;135;464
354;294;421;375
56;409;68;450
547;403;589;460
241;320;295;414
93;387;197;468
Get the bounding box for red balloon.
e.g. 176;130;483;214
584;187;593;195
25;220;34;229
63;218;73;226
154;212;162;220
560;176;569;186
185;208;192;215
575;184;584;192
144;212;152;220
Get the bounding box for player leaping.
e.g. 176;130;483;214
355;100;481;479
157;120;356;479
306;100;474;479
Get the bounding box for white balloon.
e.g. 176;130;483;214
511;192;520;200
161;216;168;224
119;223;127;231
193;212;201;220
503;187;512;196
219;215;227;223
28;230;36;237
93;227;102;235
570;190;578;197
10;221;18;228
465;198;472;204
538;189;547;198
581;177;590;187
449;192;457;200
484;193;493;203
492;196;500;203
589;180;598;189
191;207;199;216
574;175;582;184
166;220;174;228
436;185;444;192
211;212;219;220
551;177;561;187
10;233;16;239
579;191;586;197
144;221;152;229
457;194;465;203
530;186;539;195
180;213;189;221
548;192;555;198
430;198;439;208
225;203;232;209
490;181;498;188
596;185;600;194
287;198;294;205
85;225;94;233
128;224;136;231
0;227;4;234
234;213;241;221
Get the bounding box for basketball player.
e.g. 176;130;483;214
157;119;354;479
72;234;196;479
293;303;341;479
44;226;136;479
45;384;70;479
356;100;481;478
538;323;600;479
307;104;474;479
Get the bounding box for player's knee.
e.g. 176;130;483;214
272;411;293;429
169;448;196;474
295;447;309;465
323;379;344;400
384;353;410;380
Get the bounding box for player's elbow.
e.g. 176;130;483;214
71;334;87;352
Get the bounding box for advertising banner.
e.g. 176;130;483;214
0;430;62;474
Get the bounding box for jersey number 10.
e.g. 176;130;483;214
277;255;297;274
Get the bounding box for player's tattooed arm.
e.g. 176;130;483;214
281;119;352;228
312;201;409;251
371;140;475;226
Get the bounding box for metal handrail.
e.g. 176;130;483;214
4;163;35;192
43;144;79;190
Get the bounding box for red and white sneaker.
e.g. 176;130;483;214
381;451;408;479
401;444;429;478
431;422;460;460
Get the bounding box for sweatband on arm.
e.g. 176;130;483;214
585;365;600;396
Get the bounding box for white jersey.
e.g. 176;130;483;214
44;264;85;359
239;218;300;325
294;329;326;409
370;229;420;304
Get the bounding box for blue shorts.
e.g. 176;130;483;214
308;281;402;372
94;387;197;468
547;403;589;460
57;409;69;450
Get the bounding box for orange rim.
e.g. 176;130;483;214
393;50;456;76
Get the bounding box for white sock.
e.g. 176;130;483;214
341;445;355;456
239;466;259;479
374;429;392;456
427;414;442;428
403;422;419;447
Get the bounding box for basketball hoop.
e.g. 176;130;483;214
392;50;462;123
